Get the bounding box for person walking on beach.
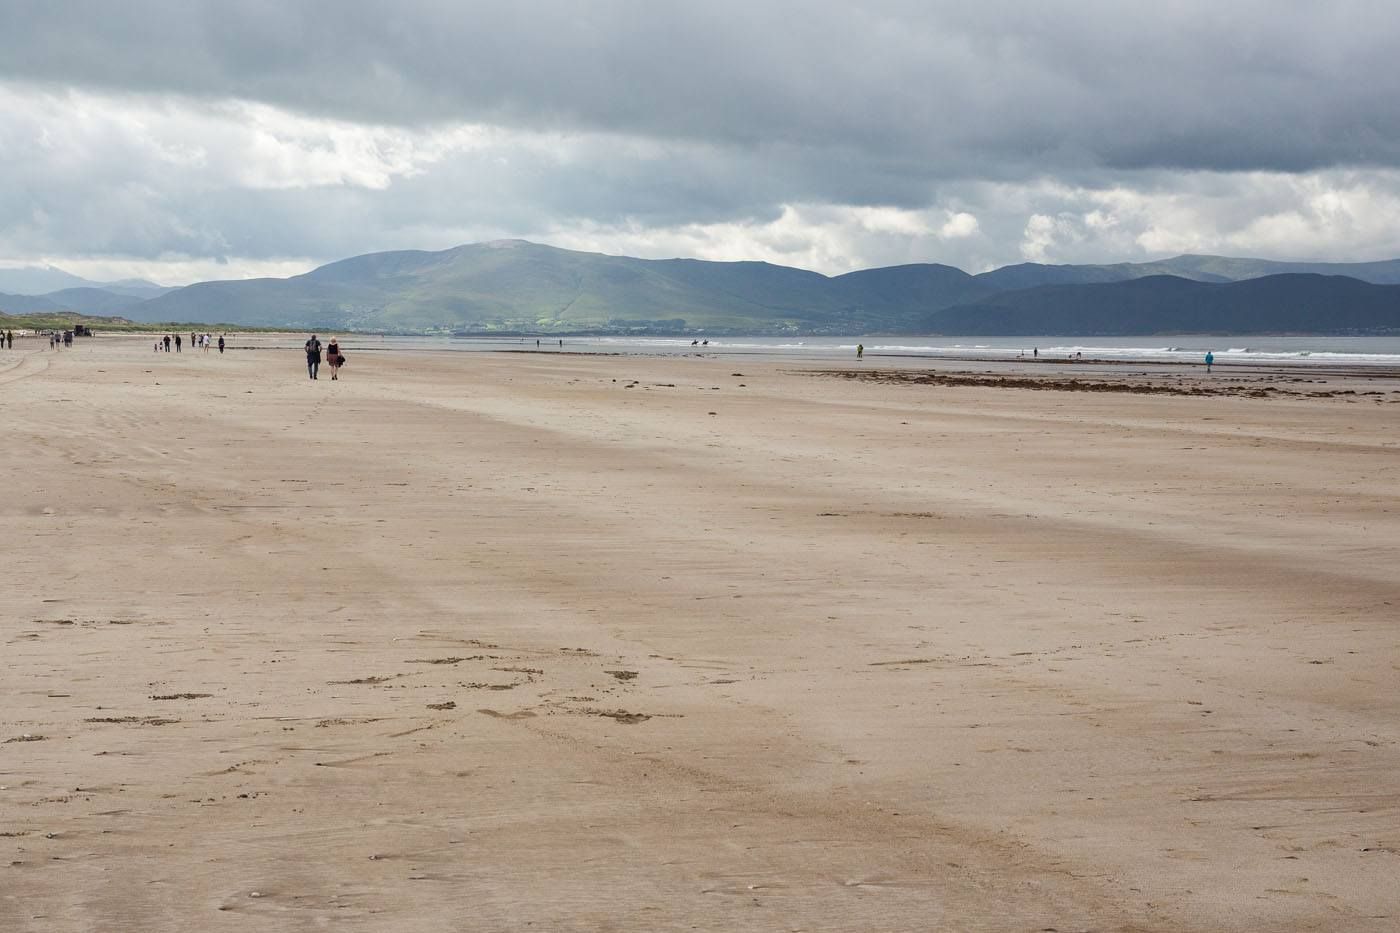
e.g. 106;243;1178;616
856;343;864;360
217;334;225;354
325;337;342;380
305;334;323;380
1205;350;1214;374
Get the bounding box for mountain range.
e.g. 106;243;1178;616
0;265;169;300
3;241;1400;335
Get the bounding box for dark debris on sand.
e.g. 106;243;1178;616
805;368;1394;399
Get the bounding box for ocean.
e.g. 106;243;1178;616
288;334;1400;368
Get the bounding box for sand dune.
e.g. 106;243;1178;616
2;337;1398;931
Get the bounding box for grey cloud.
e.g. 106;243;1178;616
4;1;1400;177
0;85;951;262
5;2;1400;279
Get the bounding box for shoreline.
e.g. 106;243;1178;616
63;330;1400;374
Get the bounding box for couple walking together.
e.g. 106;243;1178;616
305;335;345;380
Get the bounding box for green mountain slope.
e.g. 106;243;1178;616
120;240;1400;334
132;241;1025;332
972;261;1222;290
833;263;995;312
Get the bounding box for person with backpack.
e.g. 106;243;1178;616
305;334;322;380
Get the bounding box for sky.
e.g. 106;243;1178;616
3;1;1400;285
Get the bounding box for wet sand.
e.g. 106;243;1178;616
2;338;1398;931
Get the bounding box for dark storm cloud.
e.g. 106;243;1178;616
4;0;1400;177
6;1;1400;279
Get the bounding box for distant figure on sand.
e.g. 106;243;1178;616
1205;350;1214;374
1033;347;1038;358
305;334;323;380
218;334;225;354
326;338;342;380
856;343;864;360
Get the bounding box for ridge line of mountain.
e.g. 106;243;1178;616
5;241;1400;334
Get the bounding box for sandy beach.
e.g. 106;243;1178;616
2;336;1398;931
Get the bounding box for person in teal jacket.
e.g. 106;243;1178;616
1205;351;1214;373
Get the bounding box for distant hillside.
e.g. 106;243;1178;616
97;280;172;300
129;243;1065;333
67;240;1400;335
0;265;171;298
833;263;996;313
924;274;1400;335
1156;254;1400;284
135;240;892;333
976;254;1400;290
40;287;145;315
0;291;62;314
973;261;1225;290
0;266;95;295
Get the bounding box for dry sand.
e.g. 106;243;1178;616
2;337;1398;931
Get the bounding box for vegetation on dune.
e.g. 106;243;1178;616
0;310;280;333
